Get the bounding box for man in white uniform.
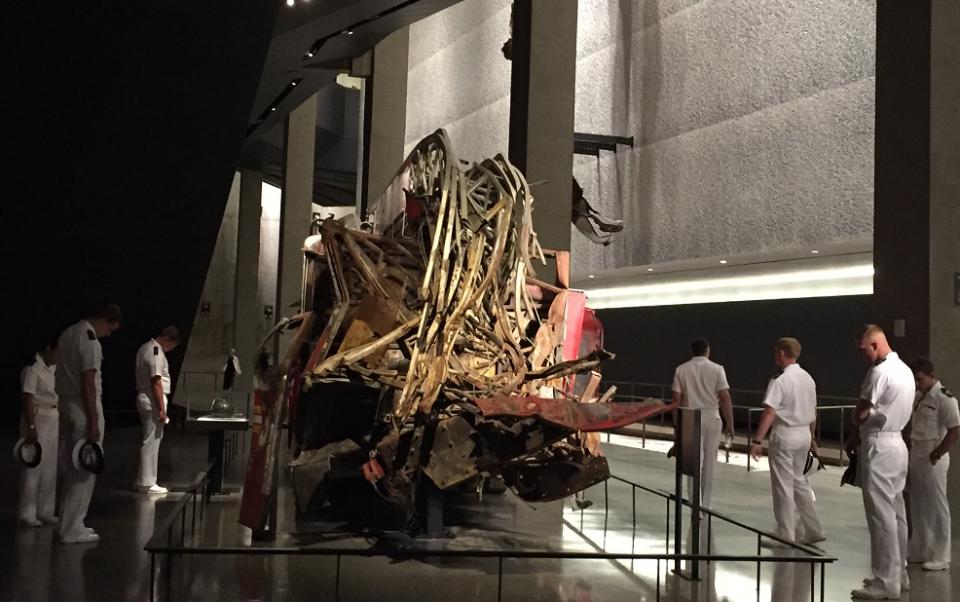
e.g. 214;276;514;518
55;303;122;544
848;325;915;600
134;326;180;494
18;340;59;526
672;338;735;508
749;338;824;544
906;357;959;571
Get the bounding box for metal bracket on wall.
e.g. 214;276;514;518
573;133;634;157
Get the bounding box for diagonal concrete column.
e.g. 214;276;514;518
930;0;960;533
509;0;578;282
506;0;578;529
357;27;409;220
276;95;317;358
874;0;960;531
233;168;262;397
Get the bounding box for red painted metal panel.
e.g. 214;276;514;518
475;395;671;431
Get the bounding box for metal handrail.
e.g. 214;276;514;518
144;461;217;602
606;475;826;556
603;380;858;471
144;466;836;602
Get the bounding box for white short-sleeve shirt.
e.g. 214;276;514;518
21;354;58;410
859;351;915;433
761;363;817;427
136;339;171;396
55;320;103;402
672;356;730;410
910;380;960;442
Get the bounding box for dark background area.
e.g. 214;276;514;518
1;2;280;428
597;295;875;401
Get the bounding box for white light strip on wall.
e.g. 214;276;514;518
585;264;874;309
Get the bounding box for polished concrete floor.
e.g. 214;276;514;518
0;425;956;601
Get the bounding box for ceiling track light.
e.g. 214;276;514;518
244;78;304;139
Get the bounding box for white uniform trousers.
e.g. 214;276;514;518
58;400;104;539
135;393;164;488
860;432;909;596
684;409;722;508
768;425;823;542
908;440;951;564
18;409;59;521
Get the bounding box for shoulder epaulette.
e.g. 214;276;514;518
86;330;96;341
153;346;159;356
943;388;954;398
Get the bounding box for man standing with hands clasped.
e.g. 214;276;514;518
134;326;180;494
750;337;825;545
906;358;958;572
848;325;915;600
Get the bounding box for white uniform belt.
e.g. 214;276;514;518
862;431;902;438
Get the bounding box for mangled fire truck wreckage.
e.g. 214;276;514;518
239;130;670;533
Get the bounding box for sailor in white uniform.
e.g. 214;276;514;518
906;357;959;571
671;338;736;508
55;303;122;544
134;326;179;494
17;341;60;527
749;337;824;544
848;325;915;600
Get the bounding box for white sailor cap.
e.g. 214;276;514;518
13;438;42;468
72;439;105;475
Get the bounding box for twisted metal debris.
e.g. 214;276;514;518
240;130;670;533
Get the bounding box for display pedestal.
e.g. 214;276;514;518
186;416;250;495
674;407;702;580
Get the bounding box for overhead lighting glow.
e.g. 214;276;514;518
584;263;874;309
811;249;820;254
587;274;595;279
719;259;728;264
286;0;294;6
647;268;654;272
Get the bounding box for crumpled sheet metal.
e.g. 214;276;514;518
309;130;547;421
475;396;669;432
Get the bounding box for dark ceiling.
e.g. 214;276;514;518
239;0;463;206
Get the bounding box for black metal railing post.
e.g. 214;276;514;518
497;556;504;602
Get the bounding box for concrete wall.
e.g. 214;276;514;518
404;0;512;161
573;0;876;276
404;0;876;276
180;182;351;381
181;172;241;370
178;178;281;404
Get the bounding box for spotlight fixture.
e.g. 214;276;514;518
811;249;820;254
587;274;595;279
719;259;728;264
647;268;654;272
291;81;298;86
343;29;354;35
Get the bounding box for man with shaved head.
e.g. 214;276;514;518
848;325;915;600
